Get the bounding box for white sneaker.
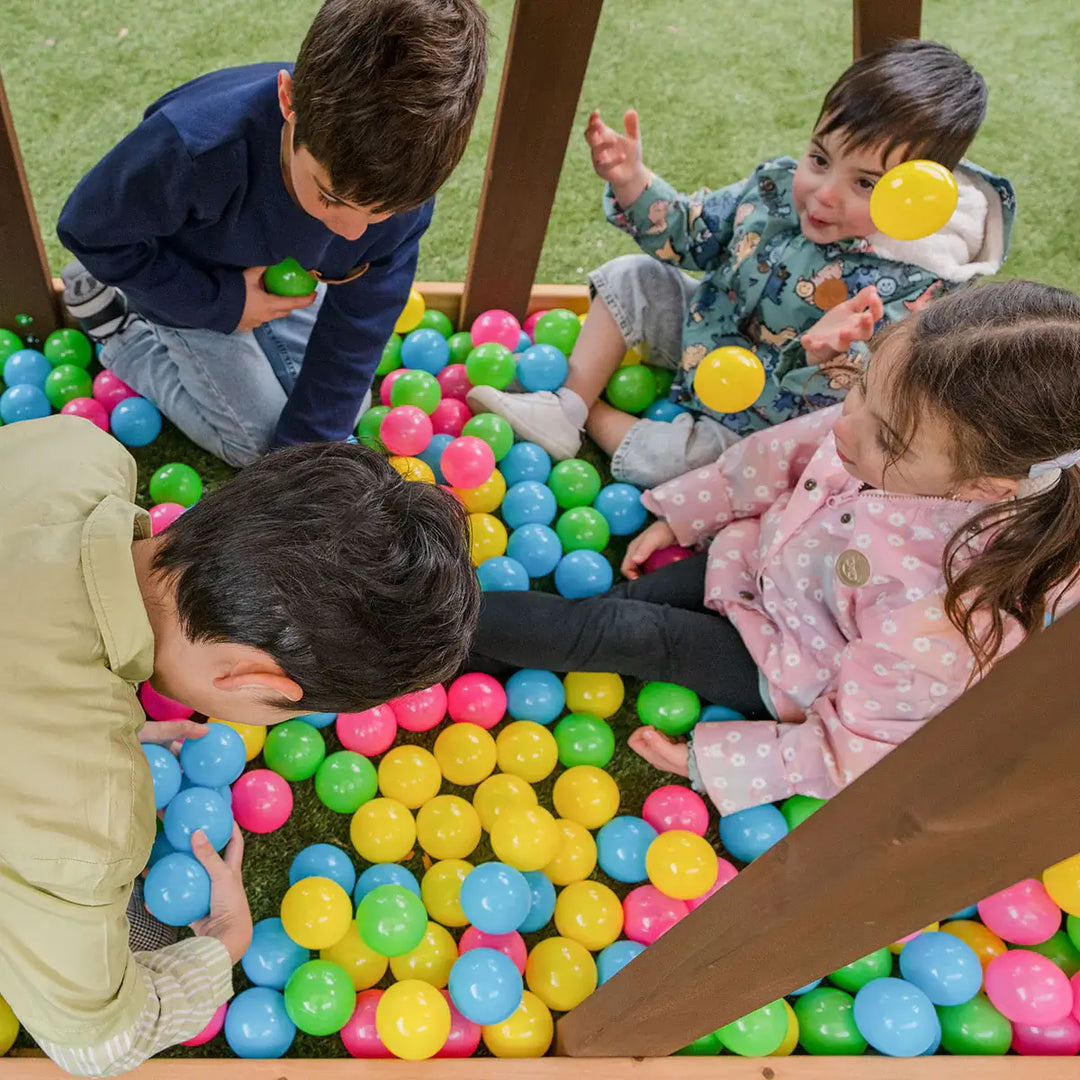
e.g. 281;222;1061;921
466;386;583;459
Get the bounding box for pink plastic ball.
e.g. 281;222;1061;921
231;769;294;834
642;544;695;575
437;364;472;403
471;309;522;352
985;950;1073;1025
430;397;472;437
341;990;393;1058
440;436;495;489
978;879;1062;945
149;502;186;536
92;370;137;413
642;785;709;836
459;928;528;975
337;705;398;756
623;885;689;946
1012;1015;1080;1056
447;673;507;729
389;684;448;733
379;368;409;407
380;405;433;456
522;310;548;340
686;856;739;911
436;989;482;1058
139;681;194;721
61;396;109;431
183;1003;227;1046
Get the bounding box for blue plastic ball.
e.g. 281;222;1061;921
505;668;565;725
110;396;162;446
514;330;532;353
502;480;558;529
506;524;562;578
401;328;451;374
449;947;524;1025
143;743;182;810
718;804;788;862
179;722;246;788
289;843;357;896
242;918;312;990
163;786;234;853
224;987;297;1058
853;977;940;1057
460;863;532;934
500;441;552;486
593;482;647;536
144;852;211;925
418;433;454;484
898;932;981;1006
596;816;658;884
353;863;421;906
517;871;557;934
297;711;337;729
147;826;176;869
555;549;613;598
0;384;51;423
642;398;687;422
2;348;52;387
699;705;746;722
477;555;530;592
597;940;646;985
945;905;978;921
789;978;823;995
516;344;568;392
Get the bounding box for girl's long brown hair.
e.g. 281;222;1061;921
886;280;1080;675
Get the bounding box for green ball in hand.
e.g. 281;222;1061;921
264;257;317;297
149;462;203;507
605;365;658;414
636;681;701;736
44;363;93;409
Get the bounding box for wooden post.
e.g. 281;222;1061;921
558;606;1080;1057
460;0;604;328
0;69;61;334
853;0;922;58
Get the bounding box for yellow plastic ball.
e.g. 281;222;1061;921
482;990;554;1058
769;1000;799;1057
495;721;559;783
620;343;648;366
645;830;719;901
320;924;389;990
389;921;459;988
889;922;940;955
869;159;959;241
692;346;765;413
456;469;507;514
421;859;473;927
280;876;353;950
490;805;562;871
472;774;537;833
416;795;482;860
389;455;436;483
1044;853;1080;916
525;936;598;1012
394;288;427;335
563;671;624;719
543;819;597;886
939;920;1007;969
378;745;443;809
554;881;624;951
0;993;19;1056
468;512;508;566
376;978;451;1060
434;722;497;787
578;312;588;325
215;717;265;761
552;765;620;830
350;797;416;863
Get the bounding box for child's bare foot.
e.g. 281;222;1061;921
628;726;690;777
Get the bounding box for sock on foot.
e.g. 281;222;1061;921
555;387;589;430
61;261;131;343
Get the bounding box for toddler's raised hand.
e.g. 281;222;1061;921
621;520;676;580
801;285;884;367
585;108;650;209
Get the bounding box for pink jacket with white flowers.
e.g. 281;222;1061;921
641;404;1077;816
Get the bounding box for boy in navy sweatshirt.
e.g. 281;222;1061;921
57;0;488;466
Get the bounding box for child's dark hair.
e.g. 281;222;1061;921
816;40;987;170
885;280;1080;675
152;442;481;713
292;0;488;212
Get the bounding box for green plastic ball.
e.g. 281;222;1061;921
44;363;93;409
356;884;427;957
636;681;701;736
263;720;326;782
1027;930;1080;978
462;412;514;461
1066;913;1080;953
555;506;610;553
781;794;826;830
315;751;379;814
390;369;441;414
793;987;867;1055
554;713;615;768
377;334;403;376
605;365;658;414
827;948;892;993
676;1031;722;1055
533;309;581;355
283;959;357;1036
447;331;474;365
0;329;22;363
264;256;317;297
650;366;675;397
937;993;1011;1055
417;310;454;338
149;462;203;507
44;328;92;369
547;459;602;509
357;406;391;450
716;1000;788;1056
465;342;516;389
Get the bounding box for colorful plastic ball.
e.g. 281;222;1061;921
1030;931;1080;978
416;795;482;860
525;937;596;1012
356;404;390;449
504;669;564;725
224;987;296;1058
1012;1014;1080;1055
44;327;92;368
377;979;452;1060
978;878;1062;946
389;921;459;987
442;435;496;489
394;288;426;334
642;398;686;422
646;829;719;901
417;310;454;338
514;330;532;352
377;333;403;376
448;671;507;728
781;793;827;830
501;441;553;486
280;876;353;950
60;395;110;431
232;768;293;833
592;483;646;537
554;712;615;768
460;862;533;935
548;458;602;509
460;928;528;974
597;815;658;883
0;384;50;423
264;256;316;296
139;681;193;721
390;453;437;484
143;744;182;809
637;681;701;736
314;751;378;814
793;987;866;1055
507;523;562;577
433;722;497;786
522;310;548;339
354;864;421;906
490;806;562;872
147;501;185;535
457;469;506;515
418;432;454;483
386;683;446;734
941;919;1008;970
643;543;695;574
421;860;473;928
502;480;557;529
144;853;211;925
935;992;1010;1055
492;721;556;783
899;931;982;1006
179;721;245;788
478;555;529;592
263;719;326;782
686;855;739;911
870;159;958;241
555;881;624;951
512;872;554;936
289;843;357;897
242;917;311;990
543;819;597;886
350;798;416;863
471;309;522;351
401;328;451;374
436;989;483;1058
828;949;894;995
356;884;428;957
985;949;1073;1025
322;925;390;992
693;346;766;414
380;405;433;456
0;329;20;364
554;549;613;598
340;989;392;1057
163;786;233;853
564;670;625;719
390;369;442;414
437;361;472;400
2;348;51;387
853;977;941;1057
515;344;568;392
1044;854;1080;917
553;765;620;829
555;506;610;554
717;999;789;1057
110;396;162;446
466;342;516;390
92;369;137;412
481;989;553;1058
449;948;524;1026
430;397;471;438
532;309;581;355
463;412;514;462
283;960;356;1037
678;1031;723;1056
336;705;397;756
148;462;202;507
719;803;789;862
182;1001;227;1046
605;364;657;414
375;745;441;810
622;885;688;945
473;773;538;833
597;940;646;985
44;363;93;408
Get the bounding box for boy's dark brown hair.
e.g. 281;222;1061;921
292;0;488;213
816;39;987;170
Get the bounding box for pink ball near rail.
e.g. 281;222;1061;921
149;502;186;535
436;989;482;1058
139;681;193;721
379;368;409;407
471;309;522;352
686;856;739;911
440;436;495;489
92;370;137;413
459;928;528;974
447;673;507;729
984;950;1072;1026
231;769;294;834
623;885;689;946
337;705;398;756
436;364;472;403
642;785;709;836
341;990;393;1058
182;1003;227;1046
523;310;548;340
642;544;695;575
380;405;433;456
430;397;471;437
978;879;1062;946
1011;1015;1080;1056
61;396;109;431
389;683;448;732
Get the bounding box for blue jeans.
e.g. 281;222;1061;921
99;289;325;466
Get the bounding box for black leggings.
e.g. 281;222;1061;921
468;554;770;718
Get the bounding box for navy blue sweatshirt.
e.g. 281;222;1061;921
57;63;432;447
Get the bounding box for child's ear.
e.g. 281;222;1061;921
214;654;303;703
277;69;295;121
954;475;1020;502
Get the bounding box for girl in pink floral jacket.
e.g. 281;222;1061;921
471;280;1080;814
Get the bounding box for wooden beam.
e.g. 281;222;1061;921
0;69;61;334
460;0;604;327
852;0;922;58
558;605;1080;1057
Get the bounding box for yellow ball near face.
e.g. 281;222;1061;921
495;721;559;783
692;346;765;414
490;806;562;871
434;722;498;786
482;990;554;1058
320;924;389;990
421;859;474;927
456;469;507;514
552;765;620;830
376;978;451;1060
554;881;624;951
280;876;352;949
472;774;537;832
377;745;442;809
525;936;597;1012
215;718;265;761
415;795;482;860
645;830;720;900
389;455;436;483
394;288;427;335
869;159;958;241
350;797;416;863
